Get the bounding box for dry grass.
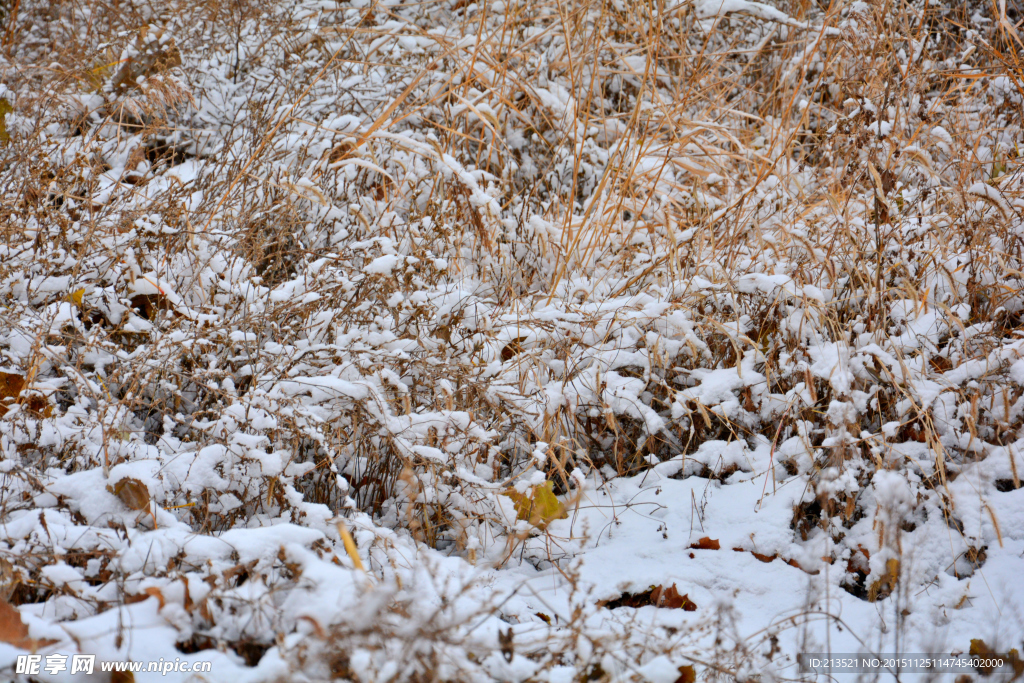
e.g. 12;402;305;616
0;0;1023;678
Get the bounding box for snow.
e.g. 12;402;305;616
2;0;1024;679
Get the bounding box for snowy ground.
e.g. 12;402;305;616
1;0;1024;680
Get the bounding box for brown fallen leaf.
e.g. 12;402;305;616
651;584;698;611
787;558;820;575
690;536;720;550
179;576;193;612
499;626;514;663
733;547;778;563
0;556;16;601
142;586;165;609
130;293;172;321
108;478;151;511
0;598;32;648
19;390;53;418
674;665;697;683
500;336;528;361
602;583;697;611
731;547;819;574
0;598;57;651
0;371;26;416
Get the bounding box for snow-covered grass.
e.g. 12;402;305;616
1;0;1024;680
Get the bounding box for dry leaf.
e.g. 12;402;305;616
867;557;898;601
23;393;53;418
500;336;528;361
0;598;32;648
111;670;136;683
503;480;567;528
130;293;171;321
970;638;995;657
689;537;720;550
602;583;697;611
0;98;11;145
0;367;49;417
968;639;1011;676
733;547;778;563
786;557;819;575
0;598;57;650
0;371;25;416
142;586;165;609
651;584;698;610
178;575;193;612
674;665;697;683
1008;649;1024;679
108;478;151;511
498;627;514;663
731;547;819;574
0;556;16;601
222;560;257;587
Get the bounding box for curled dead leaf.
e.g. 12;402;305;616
108;478;151;511
500;336;528;361
130;293;172;321
651;584;698;611
731;547;819;574
689;536;720;550
143;586;165;609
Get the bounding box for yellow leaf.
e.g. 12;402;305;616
503;480;567;528
70;288;86;308
0;98;11;145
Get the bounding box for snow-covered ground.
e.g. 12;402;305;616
1;0;1023;679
